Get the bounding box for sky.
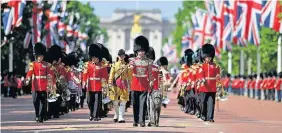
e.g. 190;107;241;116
87;0;183;18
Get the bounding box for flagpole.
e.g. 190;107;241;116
228;51;232;74
9;37;14;72
240;49;244;76
257;46;262;100
277;35;281;73
275;35;281;102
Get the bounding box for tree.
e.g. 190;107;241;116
172;1;205;57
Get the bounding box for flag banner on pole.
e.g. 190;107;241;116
23;32;31;49
2;8;13;35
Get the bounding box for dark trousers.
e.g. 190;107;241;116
206;92;216;120
184;90;190;113
195;93;201;116
48;101;60;117
32;91;47;119
188;89;196;113
131;91;147;124
126;91;132;109
2;86;8;97
10;87;17;98
87;91;102;118
70;94;77;111
80;89;86;108
199;92;207;119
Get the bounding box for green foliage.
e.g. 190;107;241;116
219;27;279;75
66;1;107;44
173;1;205;57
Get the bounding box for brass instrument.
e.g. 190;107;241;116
47;73;56;98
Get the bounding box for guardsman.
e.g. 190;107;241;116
83;43;109;121
109;49;131;123
251;74;257;98
247;75;252;98
198;43;220;122
183;49;194;114
66;52;81;111
146;47;161;127
269;71;277;101
256;73;263;100
274;72;282;102
3;71;9;97
157;56;172;108
45;45;63;119
172;57;186;111
25;43;55;123
261;73;268;100
191;49;202;116
99;44;112;118
128;35;151;127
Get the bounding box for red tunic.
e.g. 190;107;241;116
268;78;275;89
275;79;282;90
199;63;220;92
257;79;262;90
250;80;256;89
83;62;108;92
26;61;55;92
129;57;151;92
247;80;252;89
232;79;240;89
151;65;160;91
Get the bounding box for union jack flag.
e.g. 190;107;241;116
181;25;193;56
191;9;213;49
236;0;262;46
2;8;13;35
261;0;282;33
8;0;26;27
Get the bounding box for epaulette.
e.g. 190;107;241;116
65;66;71;72
29;62;34;70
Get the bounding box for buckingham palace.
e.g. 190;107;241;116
99;9;176;60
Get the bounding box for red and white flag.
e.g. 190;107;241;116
23;32;31;49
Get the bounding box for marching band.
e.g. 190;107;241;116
23;35;222;126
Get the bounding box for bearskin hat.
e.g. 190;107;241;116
61;52;69;66
260;73;264;79
253;74;257;78
272;70;277;77
192;49;201;64
34;42;46;56
89;43;102;61
48;45;62;62
124;54;129;64
279;72;282;78
97;43;111;62
146;47;155;61
129;53;136;58
67;52;79;66
268;72;273;77
133;35;150;53
184;49;194;67
157;56;168;66
227;73;231;78
202;43;215;61
179;56;185;65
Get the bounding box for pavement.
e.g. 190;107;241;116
1;92;282;133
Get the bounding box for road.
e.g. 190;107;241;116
1;92;282;133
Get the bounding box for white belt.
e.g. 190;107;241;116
206;77;217;80
89;77;101;80
133;74;147;77
34;76;47;79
